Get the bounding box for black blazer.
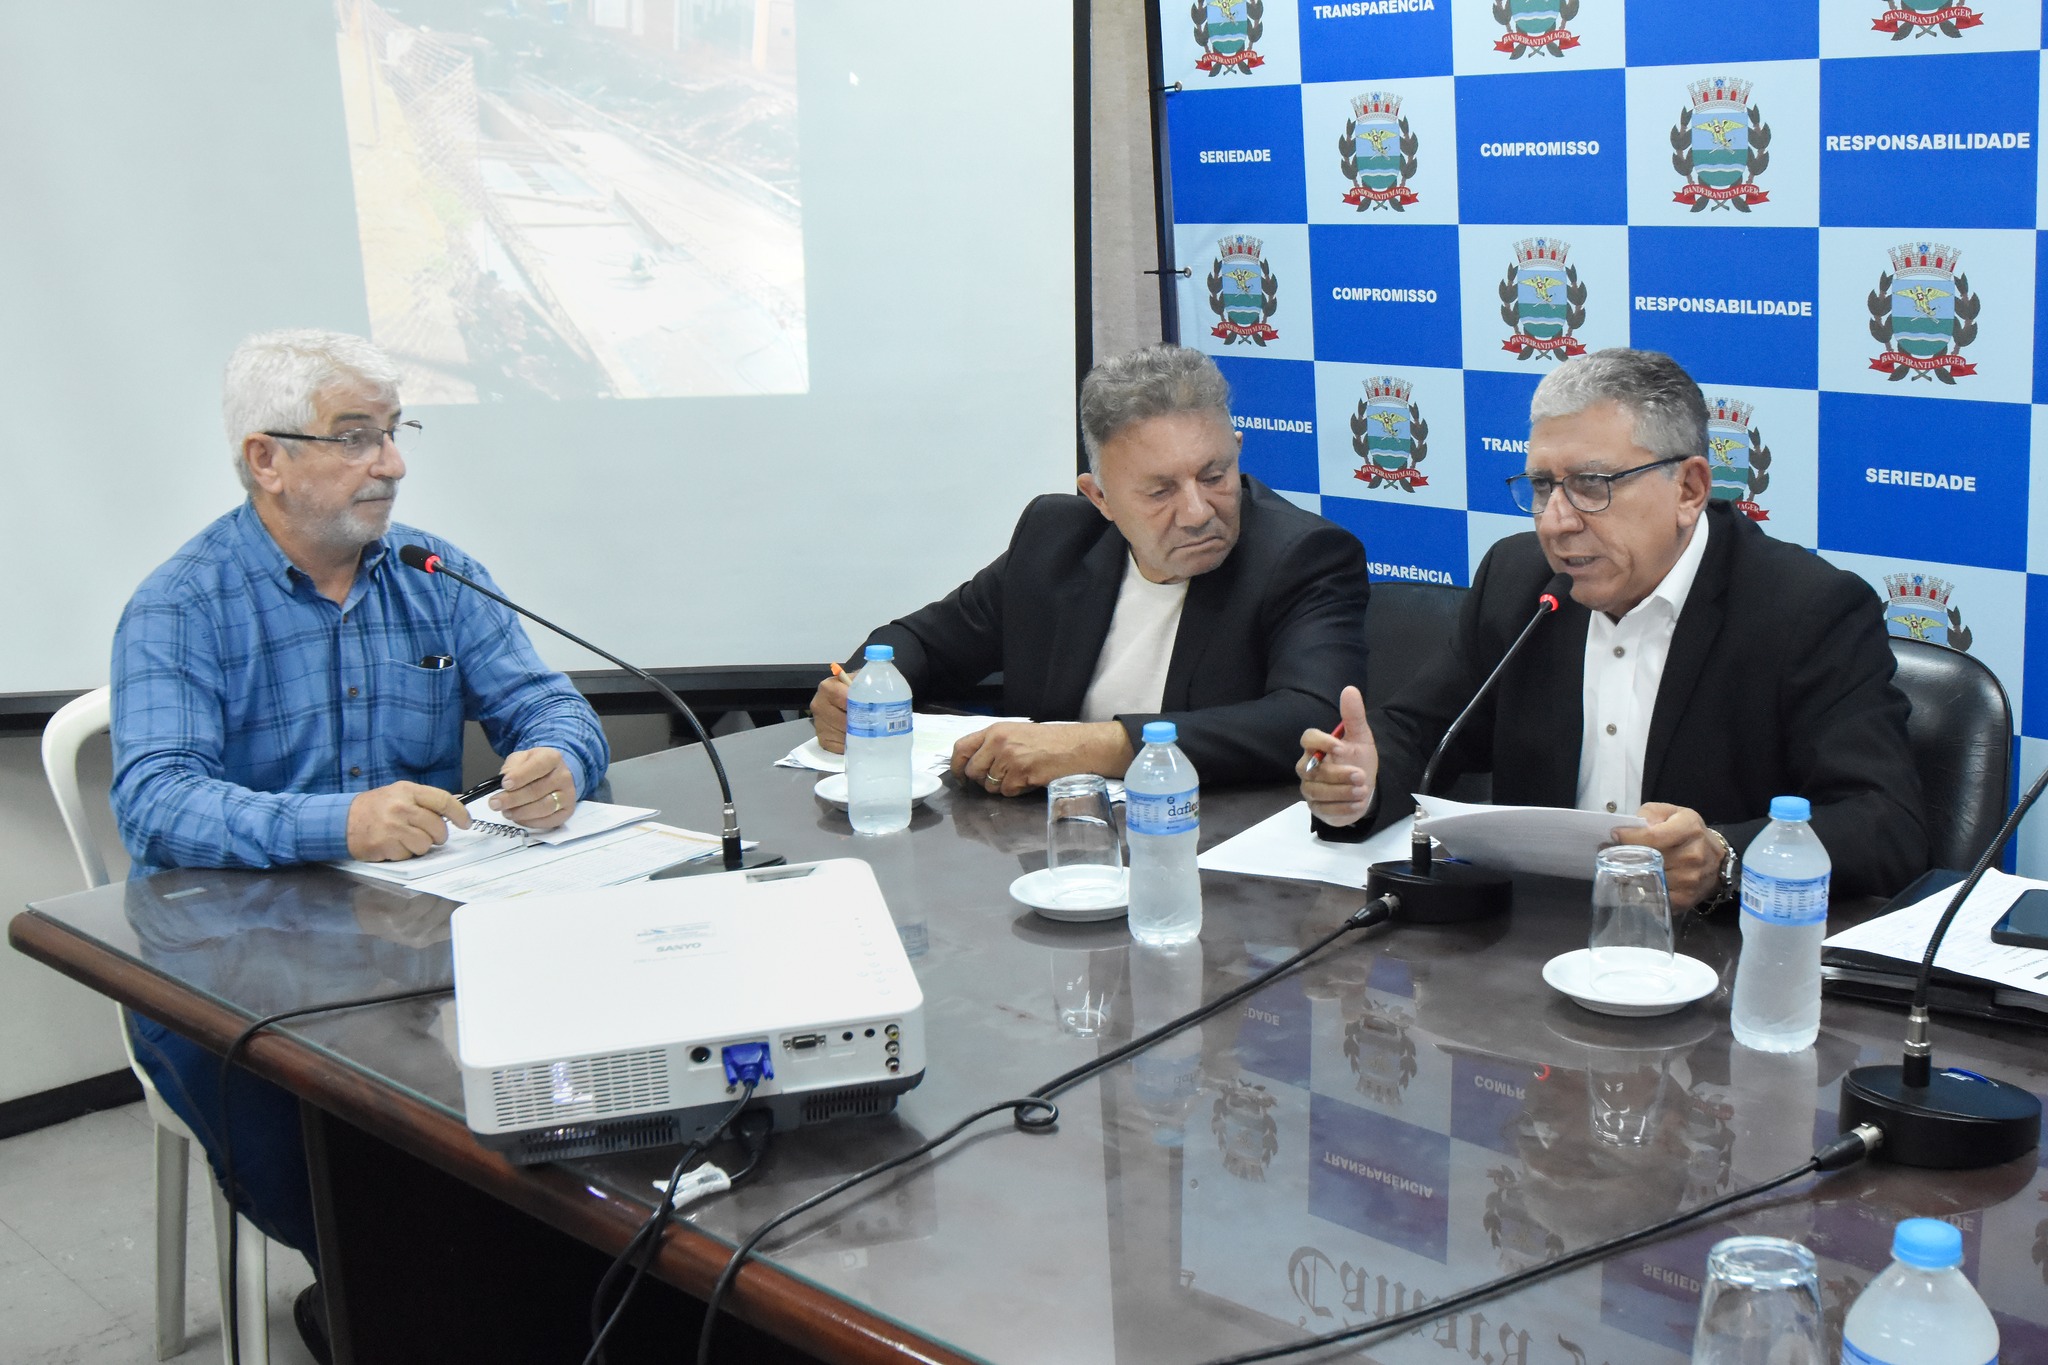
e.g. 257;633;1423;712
1340;503;1927;899
864;477;1371;785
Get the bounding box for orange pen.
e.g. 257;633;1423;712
1302;720;1346;774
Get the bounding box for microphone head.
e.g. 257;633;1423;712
398;544;439;574
1539;571;1573;613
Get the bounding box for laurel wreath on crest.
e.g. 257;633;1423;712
1350;399;1428;491
1344;1007;1418;1103
1947;608;1973;653
1337;117;1421;212
1189;0;1264;73
1668;104;1771;213
1481;1168;1568;1262
1866;269;1981;384
1497;261;1589;361
1205;253;1281;345
1491;0;1579;59
1210;1081;1279;1181
1893;13;1967;40
1746;425;1772;497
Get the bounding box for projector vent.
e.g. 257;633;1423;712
511;1114;681;1165
490;1048;671;1129
802;1083;892;1124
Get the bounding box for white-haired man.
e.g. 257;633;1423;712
1299;348;1926;910
109;328;608;1359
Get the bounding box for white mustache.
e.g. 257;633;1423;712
353;480;398;503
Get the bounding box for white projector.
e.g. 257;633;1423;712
450;859;926;1165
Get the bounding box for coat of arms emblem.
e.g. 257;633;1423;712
1351;377;1429;491
1498;238;1588;361
1338;93;1419;211
1190;0;1265;76
1670;78;1771;212
1868;242;1980;384
1210;1080;1280;1181
1705;398;1771;521
1206;235;1280;346
1492;0;1581;57
1884;573;1973;651
1873;0;1984;38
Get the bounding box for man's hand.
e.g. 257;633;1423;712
1296;686;1378;826
809;672;851;754
1612;802;1720;910
346;782;470;861
489;746;577;830
951;721;1135;797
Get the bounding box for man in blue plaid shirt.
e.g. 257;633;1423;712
109;328;609;1359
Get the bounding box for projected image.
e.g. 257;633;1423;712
334;0;805;403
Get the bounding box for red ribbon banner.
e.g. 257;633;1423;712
1342;185;1420;207
1735;500;1769;522
1494;29;1581;51
1212;320;1279;343
1869;350;1978;377
1503;333;1588;357
1871;6;1983;31
1672;182;1771;207
1356;465;1429;488
1195;49;1266;72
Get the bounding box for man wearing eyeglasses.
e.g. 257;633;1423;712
1299;348;1925;910
107;328;607;1360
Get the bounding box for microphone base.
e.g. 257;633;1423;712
1365;859;1512;924
650;848;788;880
1839;1064;2041;1169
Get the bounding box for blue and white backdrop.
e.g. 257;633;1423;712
1157;0;2048;870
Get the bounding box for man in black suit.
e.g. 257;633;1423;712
809;345;1371;791
1300;349;1926;908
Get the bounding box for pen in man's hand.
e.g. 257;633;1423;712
456;774;505;806
1302;721;1347;775
829;661;848;681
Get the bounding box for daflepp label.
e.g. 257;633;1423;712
846;699;911;740
1129;789;1200;837
1740;871;1829;926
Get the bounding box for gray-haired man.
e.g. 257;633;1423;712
809;345;1372;791
1300;348;1926;909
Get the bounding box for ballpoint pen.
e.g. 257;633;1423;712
456;773;505;805
1302;721;1346;775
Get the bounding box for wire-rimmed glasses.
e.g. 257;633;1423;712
1505;453;1689;514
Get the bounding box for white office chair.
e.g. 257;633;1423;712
41;687;270;1364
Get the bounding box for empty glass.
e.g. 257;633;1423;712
1691;1236;1825;1365
1588;845;1676;999
1044;774;1124;910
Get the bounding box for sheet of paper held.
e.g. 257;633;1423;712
777;714;1033;774
333;797;658;885
1823;868;2048;996
1413;795;1649;881
1196;801;1416;887
401;823;742;904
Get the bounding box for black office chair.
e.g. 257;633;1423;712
1362;580;1467;710
1888;636;2012;871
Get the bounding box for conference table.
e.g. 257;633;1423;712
12;722;2048;1365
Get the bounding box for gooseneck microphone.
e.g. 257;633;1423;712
1364;571;1574;923
1837;767;2044;1169
398;544;780;875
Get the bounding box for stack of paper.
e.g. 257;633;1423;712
1822;869;2048;1018
777;713;1032;775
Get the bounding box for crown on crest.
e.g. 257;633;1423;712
1218;234;1264;261
1890;242;1960;276
1689;77;1752;110
1364;376;1412;404
1884;573;1954;608
1514;237;1570;266
1350;92;1403;120
1709;397;1754;428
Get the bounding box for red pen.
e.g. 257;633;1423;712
1302;720;1346;774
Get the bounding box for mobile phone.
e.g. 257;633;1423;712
1989;888;2048;950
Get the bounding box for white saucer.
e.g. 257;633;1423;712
813;770;942;810
1541;948;1718;1017
1009;867;1129;922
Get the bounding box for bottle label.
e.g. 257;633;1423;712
1740;871;1829;926
846;698;911;740
1128;788;1199;837
1842;1340;1994;1365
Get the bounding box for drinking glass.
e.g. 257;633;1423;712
1045;774;1124;909
1588;845;1675;999
1050;946;1118;1036
1690;1236;1825;1365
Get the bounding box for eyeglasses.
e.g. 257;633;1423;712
262;420;422;461
1504;454;1690;515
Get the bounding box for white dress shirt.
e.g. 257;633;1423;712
1575;512;1711;816
1079;555;1189;722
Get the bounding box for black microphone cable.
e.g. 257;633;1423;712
1193;1124;1886;1365
214;984;453;1365
690;895;1400;1365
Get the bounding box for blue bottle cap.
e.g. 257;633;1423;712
1892;1218;1963;1270
1768;795;1810;823
1141;721;1177;746
863;644;894;662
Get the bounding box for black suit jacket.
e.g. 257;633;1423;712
863;477;1371;785
1333;503;1927;899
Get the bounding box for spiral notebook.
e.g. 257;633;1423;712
332;797;657;885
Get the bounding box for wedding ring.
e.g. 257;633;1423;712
550;790;562;813
984;773;1001;789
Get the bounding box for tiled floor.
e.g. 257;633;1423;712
0;1103;317;1365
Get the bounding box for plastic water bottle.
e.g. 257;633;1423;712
1840;1219;2000;1365
1730;795;1829;1052
1125;721;1201;946
844;644;911;834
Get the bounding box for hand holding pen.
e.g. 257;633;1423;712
1296;686;1376;827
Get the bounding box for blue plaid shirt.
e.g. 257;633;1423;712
111;503;609;872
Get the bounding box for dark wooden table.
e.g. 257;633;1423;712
13;722;2048;1365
